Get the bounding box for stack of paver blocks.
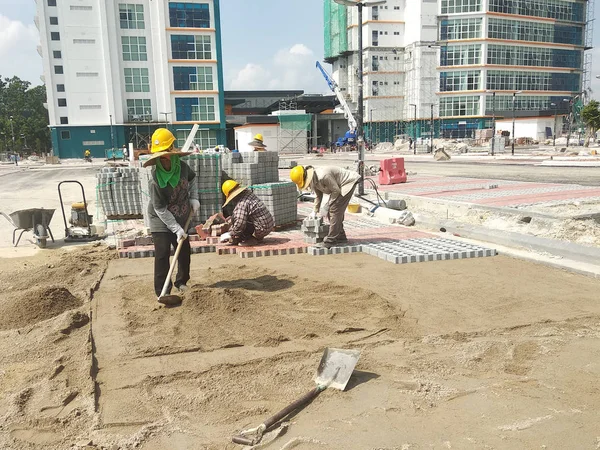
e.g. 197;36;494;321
252;182;298;227
221;152;279;186
301;217;329;244
97;167;143;218
186;154;222;226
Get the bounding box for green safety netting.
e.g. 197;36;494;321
278;114;312;131
324;0;348;60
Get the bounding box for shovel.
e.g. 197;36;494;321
232;347;361;446
157;213;193;306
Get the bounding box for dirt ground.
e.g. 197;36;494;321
1;247;600;449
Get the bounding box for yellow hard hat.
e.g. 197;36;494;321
151;128;176;153
254;134;264;142
222;179;247;207
222;179;239;197
290;165;306;189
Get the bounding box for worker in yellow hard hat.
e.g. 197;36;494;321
144;128;199;303
219;179;274;246
248;133;267;151
290;165;361;249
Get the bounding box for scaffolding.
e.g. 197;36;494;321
583;0;595;98
324;0;348;61
276;101;311;154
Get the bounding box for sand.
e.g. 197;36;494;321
1;248;600;449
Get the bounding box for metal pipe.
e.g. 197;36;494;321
430;104;434;153
357;3;365;195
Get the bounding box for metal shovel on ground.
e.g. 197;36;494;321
157;213;193;306
232;347;361;446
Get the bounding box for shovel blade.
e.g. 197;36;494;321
314;347;360;391
157;294;182;306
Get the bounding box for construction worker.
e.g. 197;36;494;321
290;165;360;249
248;133;267;151
220;180;274;246
143;128;200;301
122;144;129;161
84;149;91;162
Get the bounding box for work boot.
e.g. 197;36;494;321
176;284;189;293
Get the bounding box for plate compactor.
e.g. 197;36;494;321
58;181;106;241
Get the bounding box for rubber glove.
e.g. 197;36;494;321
190;199;200;213
176;227;187;242
220;232;232;243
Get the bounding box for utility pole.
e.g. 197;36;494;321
550;102;558;147
511;91;521;156
430;104;434;154
9;116;15;152
486;91;496;156
409;103;417;155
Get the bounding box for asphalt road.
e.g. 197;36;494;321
296;156;600;186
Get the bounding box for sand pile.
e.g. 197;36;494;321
120;266;406;355
0;286;82;330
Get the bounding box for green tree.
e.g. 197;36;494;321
580;100;600;147
0;76;51;155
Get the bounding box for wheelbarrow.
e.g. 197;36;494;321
0;208;56;248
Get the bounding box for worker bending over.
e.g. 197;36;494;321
291;165;360;249
220;180;274;246
144;128;199;301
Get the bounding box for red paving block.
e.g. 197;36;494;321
206;237;220;245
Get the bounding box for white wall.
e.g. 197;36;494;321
235;126;279;152
496;118;556;141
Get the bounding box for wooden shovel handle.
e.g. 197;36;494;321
159;212;193;298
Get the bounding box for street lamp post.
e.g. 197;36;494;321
485;91;496;156
369;108;375;146
9;116;15;152
550;102;558;147
511;90;522;156
409;103;417;155
160;111;172;129
430;104;434;153
334;0;387;195
566;95;579;148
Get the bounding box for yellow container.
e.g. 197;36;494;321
347;203;361;213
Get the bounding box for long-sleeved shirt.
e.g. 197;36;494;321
230;190;274;239
311;166;361;213
147;161;198;233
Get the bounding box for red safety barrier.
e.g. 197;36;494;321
378;157;407;185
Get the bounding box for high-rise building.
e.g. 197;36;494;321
324;0;592;142
35;0;226;158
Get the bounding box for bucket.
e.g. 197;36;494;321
347;203;361;213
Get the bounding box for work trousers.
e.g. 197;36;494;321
152;232;191;297
323;183;358;244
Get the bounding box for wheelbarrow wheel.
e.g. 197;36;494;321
36;237;47;248
35;224;48;249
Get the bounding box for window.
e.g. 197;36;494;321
70;5;93;10
126;99;152;121
488;0;584;23
485;95;565;114
82;140;105;145
57;84;65;92
371;56;379;71
124;68;150;92
440;96;480;117
48;0;56;6
440;70;481;91
122;36;147;61
394;31;400;35
58;98;67;107
440;44;481;66
169;2;211;28
73;39;95;44
173;66;214;90
76;72;99;77
441;0;482;14
49;17;58;25
119;3;145;29
175;97;215;121
487;44;582;69
486;70;580;92
80;105;102;110
53;50;61;59
54;65;63;74
488;18;583;46
171;35;212;59
440;18;482;40
51;32;60;41
60;130;70;139
394;5;400;9
60;117;69;125
175;129;217;148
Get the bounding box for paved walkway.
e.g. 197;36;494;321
373;174;600;209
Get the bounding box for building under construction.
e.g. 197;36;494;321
324;0;593;142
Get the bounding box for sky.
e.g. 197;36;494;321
0;0;599;97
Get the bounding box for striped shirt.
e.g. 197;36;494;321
230;190;274;239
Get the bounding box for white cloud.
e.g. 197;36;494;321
227;44;328;94
0;14;41;85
